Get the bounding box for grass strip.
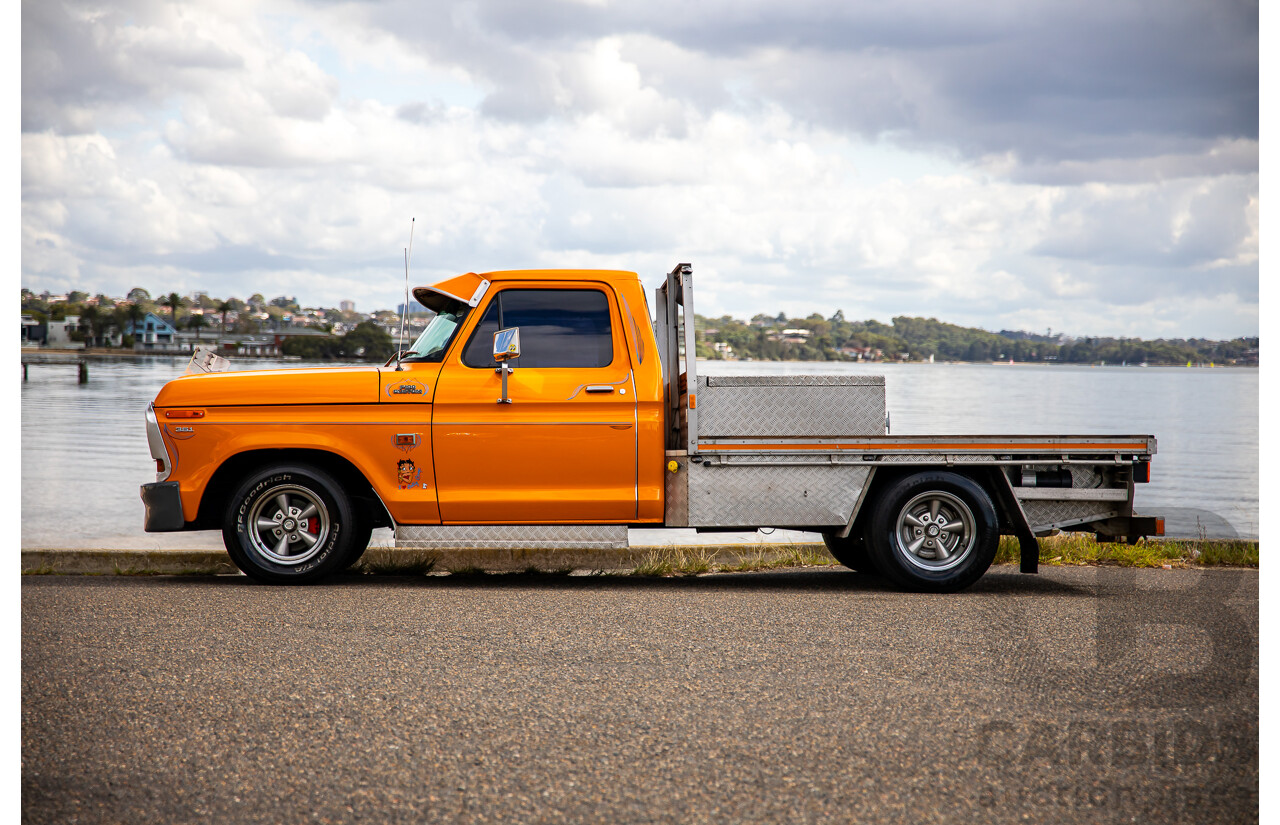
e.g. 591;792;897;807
992;534;1258;568
630;544;837;577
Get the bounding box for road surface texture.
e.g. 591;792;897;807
23;566;1257;824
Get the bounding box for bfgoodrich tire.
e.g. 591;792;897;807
222;464;355;584
866;472;998;592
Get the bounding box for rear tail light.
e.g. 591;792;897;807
1133;461;1151;483
1155;517;1165;536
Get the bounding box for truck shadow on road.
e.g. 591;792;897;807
291;567;1098;597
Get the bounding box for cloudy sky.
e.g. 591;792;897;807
20;0;1258;338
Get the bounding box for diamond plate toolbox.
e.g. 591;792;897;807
680;461;871;528
697;375;885;437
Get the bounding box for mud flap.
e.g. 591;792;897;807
985;469;1039;574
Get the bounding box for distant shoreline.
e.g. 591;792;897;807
17;347;1258;369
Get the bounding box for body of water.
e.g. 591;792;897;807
20;355;1257;548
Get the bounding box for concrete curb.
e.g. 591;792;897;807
21;544;831;576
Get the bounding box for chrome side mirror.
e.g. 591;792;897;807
493;327;520;403
493;327;521;362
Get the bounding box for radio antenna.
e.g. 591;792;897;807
395;217;415;371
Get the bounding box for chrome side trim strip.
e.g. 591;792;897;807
434;421;634;426
191;420;630;426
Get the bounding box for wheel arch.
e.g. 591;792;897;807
193;448;393;531
853;464;1030;537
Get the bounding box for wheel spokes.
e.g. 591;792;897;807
894;490;977;571
247;483;331;566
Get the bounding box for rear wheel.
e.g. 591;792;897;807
822;530;875;573
222;464;355;584
866;471;997;592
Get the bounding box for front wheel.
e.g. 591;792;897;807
865;472;998;592
222;464;355;584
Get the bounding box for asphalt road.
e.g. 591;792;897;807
22;566;1258;824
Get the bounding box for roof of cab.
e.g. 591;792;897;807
413;269;640;313
480;269;640;284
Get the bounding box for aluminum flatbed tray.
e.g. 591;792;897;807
689;435;1157;469
695;434;1156;455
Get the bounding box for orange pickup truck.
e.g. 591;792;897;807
142;263;1161;591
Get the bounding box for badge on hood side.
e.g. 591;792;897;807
386;379;428;397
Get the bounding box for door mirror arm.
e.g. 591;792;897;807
493;328;520;403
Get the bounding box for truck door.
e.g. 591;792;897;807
431;284;638;523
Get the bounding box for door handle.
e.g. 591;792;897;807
566;372;632;400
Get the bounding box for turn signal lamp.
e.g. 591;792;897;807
165;410;205;419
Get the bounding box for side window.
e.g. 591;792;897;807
461;300;501;367
462;289;614;369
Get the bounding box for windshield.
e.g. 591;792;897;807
402;301;469;362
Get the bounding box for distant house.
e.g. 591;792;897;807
768;328;813;344
45;315;84;349
125;312;179;350
21;315;44;346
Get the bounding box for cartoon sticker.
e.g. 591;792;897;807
397;459;423;490
386;379;428;398
394;433;421;453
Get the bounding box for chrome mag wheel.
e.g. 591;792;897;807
247;484;331;565
893;490;976;572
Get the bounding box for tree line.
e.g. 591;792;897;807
696;312;1258;366
20;287;365;348
21;288;1256;366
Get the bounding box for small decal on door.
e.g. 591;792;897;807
397;459;422;490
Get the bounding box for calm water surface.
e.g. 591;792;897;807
20;356;1258;548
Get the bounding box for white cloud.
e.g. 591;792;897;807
18;0;1258;340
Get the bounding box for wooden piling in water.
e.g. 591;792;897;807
78;361;87;384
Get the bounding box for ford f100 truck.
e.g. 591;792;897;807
141;263;1162;591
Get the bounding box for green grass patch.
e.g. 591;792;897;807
629;543;837;577
993;534;1258;568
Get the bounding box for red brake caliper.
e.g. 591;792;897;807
306;517;319;534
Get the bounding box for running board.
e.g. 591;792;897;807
395;524;629;550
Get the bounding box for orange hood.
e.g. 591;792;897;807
153;365;383;408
